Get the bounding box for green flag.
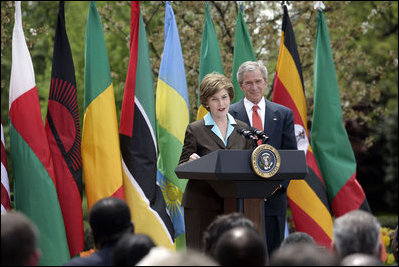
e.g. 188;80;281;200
231;5;256;103
311;9;370;217
196;2;224;120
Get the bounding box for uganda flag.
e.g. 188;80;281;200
44;1;84;257
82;1;124;211
9;2;69;264
311;9;370;217
119;1;175;249
272;5;333;248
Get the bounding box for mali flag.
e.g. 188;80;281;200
119;1;175;249
311;9;370;217
231;5;256;104
156;1;189;248
272;5;333;248
82;1;124;211
44;1;84;257
9;1;70;265
196;2;224;120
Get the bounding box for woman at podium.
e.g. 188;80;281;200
178;72;254;250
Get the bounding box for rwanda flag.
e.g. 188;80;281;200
9;2;69;265
82;1;124;211
120;1;175;249
272;5;333;248
156;1;189;247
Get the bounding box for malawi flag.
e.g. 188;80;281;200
119;1;175;249
156;1;189;248
1;120;11;214
44;1;84;257
272;5;333;248
82;1;124;211
311;9;370;217
196;2;224;120
231;5;256;103
9;1;70;265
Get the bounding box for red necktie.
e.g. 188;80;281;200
252;105;263;146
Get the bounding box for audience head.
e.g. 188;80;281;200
392;226;398;263
215;226;266;266
113;233;156;266
1;211;41;266
270;243;338;266
332;210;381;260
340;253;383;266
280;231;316;248
137;247;218;266
202;212;258;258
200;72;234;112
89;197;134;249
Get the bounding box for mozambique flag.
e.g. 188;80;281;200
156;1;189;248
1;120;11;214
196;2;224;120
311;9;370;217
272;5;333;248
44;1;84;257
231;5;256;103
119;1;174;249
9;2;69;265
82;1;124;211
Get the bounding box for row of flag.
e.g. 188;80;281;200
1;1;372;265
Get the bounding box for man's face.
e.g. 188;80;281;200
240;69;267;104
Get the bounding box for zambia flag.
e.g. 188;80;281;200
311;9;370;216
272;5;333;248
82;1;124;211
44;1;84;257
9;2;69;265
120;1;175;249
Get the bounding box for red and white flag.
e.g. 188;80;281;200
1;120;11;214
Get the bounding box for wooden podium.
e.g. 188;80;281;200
175;149;307;262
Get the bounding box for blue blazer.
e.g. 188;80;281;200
229;99;297;150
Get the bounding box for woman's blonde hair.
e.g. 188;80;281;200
200;72;234;111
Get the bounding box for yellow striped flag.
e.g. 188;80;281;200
82;1;124;211
272;5;333;248
156;1;189;248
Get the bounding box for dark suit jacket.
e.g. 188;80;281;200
229;99;297;215
178;118;254;211
63;243;115;266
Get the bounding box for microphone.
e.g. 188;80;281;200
250;127;269;143
236;127;258;141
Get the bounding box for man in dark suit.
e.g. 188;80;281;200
63;197;134;266
229;61;297;256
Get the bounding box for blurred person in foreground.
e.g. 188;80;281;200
332;209;383;260
63;197;134;266
340;253;382;266
1;211;41;266
178;72;254;249
214;226;267;266
112;233;155;266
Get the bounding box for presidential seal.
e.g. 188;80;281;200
251;144;281;178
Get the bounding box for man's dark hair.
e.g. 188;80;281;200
89;197;134;249
280;231;316;248
215;226;266;266
113;233;156;266
202;212;258;258
1;211;39;266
